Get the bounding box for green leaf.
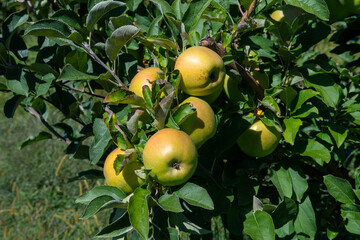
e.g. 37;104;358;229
76;185;127;204
249;36;276;53
261;96;281;116
292;89;318;113
182;0;212;32
4;95;25;118
324;175;355;204
3;9;29;34
142;85;153;108
300;139;330;166
158;193;184;212
24;19;72;39
288;166;308;202
51;9;82;30
283;117;302;145
284;0;329;20
328;124;348;148
86;1;126;31
175;183;214;210
172;103;196;125
24;63;59;77
341;204;360;235
150;0;176;16
81;195;115;219
104;88;146;107
6;68;29;96
128;187;150;239
95;214;133;238
89;118;112;164
103;111;130;150
271;197;298;229
18;132;52;150
304;74;340;108
34;73;55;96
244;211;275;240
168;227;180;240
292;104;319;118
270;167;293;199
169;212;211;235
105;25;140;61
57;64;98;82
154;92;175;129
294;196;317;239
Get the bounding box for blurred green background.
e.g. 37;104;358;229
0;93;107;239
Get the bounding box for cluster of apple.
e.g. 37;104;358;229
103;46;281;195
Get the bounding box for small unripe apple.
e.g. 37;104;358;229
103;148;145;194
142;128;198;186
179;97;217;148
175;46;225;97
237;120;281;158
129;67;161;98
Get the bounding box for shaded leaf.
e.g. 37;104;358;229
324;175;355;204
294;196;317;239
300;139;330;166
105;25;140;61
18;132;52;150
182;0;212;32
328;124;348;148
25;19;72;39
288;166;308;202
81;195;115;219
86;1;126;31
169;212;211;235
57;64;98;81
284;0;329;20
271;197;298;229
270;167;293;199
96;213;133;238
4;95;25;118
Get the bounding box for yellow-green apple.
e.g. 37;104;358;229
129;67;161;98
174;46;225;97
179;97;217;148
142;128;198;186
237;120;281;158
103;148;145;194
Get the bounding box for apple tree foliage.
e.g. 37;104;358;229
1;0;360;239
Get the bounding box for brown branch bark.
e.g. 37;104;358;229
82;43;128;90
59;83;105;99
28;107;71;145
236;0;258;32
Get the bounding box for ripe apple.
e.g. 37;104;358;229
237;120;281;158
179;97;217;148
129;67;161;98
174;46;226;97
142;128;198;186
103;148;145;194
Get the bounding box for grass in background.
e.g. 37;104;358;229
0;93;108;239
